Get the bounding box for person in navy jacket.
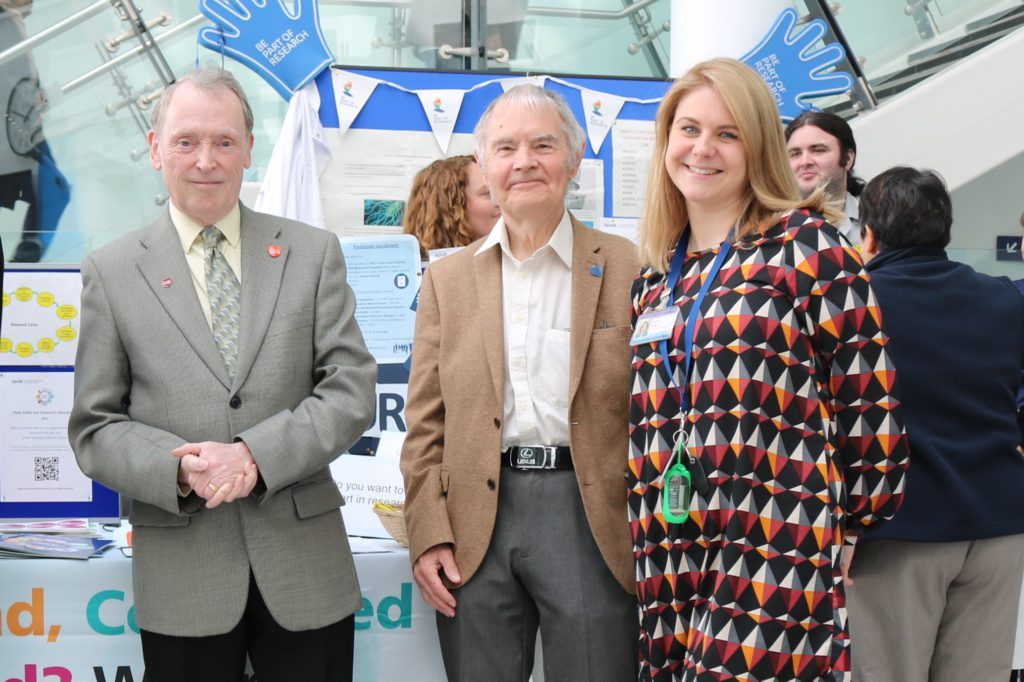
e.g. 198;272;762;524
845;166;1024;682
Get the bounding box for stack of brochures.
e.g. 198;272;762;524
0;518;100;536
0;533;114;559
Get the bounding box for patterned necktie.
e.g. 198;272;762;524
202;227;240;379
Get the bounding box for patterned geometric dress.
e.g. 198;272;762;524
628;210;909;681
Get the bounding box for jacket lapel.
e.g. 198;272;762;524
233;205;287;390
136;213;231;389
473;244;505;410
569;219;605;404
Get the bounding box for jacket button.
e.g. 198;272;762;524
486;479;496;491
229;396;242;409
493;417;501;428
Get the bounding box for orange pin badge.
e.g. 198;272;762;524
162;277;172;288
268;245;282;258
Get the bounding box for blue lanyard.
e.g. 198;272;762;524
658;232;733;412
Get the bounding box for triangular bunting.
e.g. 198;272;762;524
416;89;466;154
578;88;626;153
330;69;379;136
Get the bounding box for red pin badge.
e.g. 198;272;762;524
268;245;282;258
162;277;173;288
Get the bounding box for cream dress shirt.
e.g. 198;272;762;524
170;201;243;329
476;211;573;448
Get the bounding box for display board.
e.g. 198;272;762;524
315;66;670;242
0;267;119;520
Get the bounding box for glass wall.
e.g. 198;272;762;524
1;0;1020;265
502;0;670;76
1;0;221;262
0;0;677;264
817;0;1023;84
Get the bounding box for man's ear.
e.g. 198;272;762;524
843;149;856;173
243;133;254;170
147;129;161;171
861;224;880;262
569;150;584;178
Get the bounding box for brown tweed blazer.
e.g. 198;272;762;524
401;216;639;592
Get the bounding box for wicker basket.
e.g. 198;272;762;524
372;503;409;547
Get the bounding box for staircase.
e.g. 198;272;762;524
845;7;1024;193
868;3;1024;106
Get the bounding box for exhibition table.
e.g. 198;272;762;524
0;543;447;682
1;540;1018;679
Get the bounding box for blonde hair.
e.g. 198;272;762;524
403;155;478;256
638;58;835;270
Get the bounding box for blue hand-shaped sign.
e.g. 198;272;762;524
740;7;855;121
198;0;333;100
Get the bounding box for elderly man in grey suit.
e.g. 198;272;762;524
68;68;376;682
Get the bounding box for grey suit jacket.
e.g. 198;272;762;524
68;204;376;636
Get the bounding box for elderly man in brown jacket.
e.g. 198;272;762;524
400;84;639;681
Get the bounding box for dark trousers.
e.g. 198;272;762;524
140;573;354;682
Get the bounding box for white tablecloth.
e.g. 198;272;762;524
0;541;447;681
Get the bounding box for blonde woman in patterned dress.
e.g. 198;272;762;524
628;58;909;681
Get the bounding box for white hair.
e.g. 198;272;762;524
473;84;585;172
151;68;254;137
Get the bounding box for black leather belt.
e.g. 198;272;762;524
502;445;573;471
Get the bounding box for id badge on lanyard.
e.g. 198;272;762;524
657;231;732;524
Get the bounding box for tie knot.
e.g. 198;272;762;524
202;226;224;253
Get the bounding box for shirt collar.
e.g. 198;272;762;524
170;202;242;253
865;245;949;272
843;192;860;224
843;192;859;219
475;210;573;268
833;193;860;241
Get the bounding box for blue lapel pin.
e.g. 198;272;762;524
589;263;603;277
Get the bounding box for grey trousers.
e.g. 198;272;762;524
435;469;637;682
847;534;1024;682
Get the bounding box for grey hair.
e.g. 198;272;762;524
473;84;585;171
150;68;254;137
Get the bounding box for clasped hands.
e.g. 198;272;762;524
172;440;259;509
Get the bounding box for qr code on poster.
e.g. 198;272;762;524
34;457;60;482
